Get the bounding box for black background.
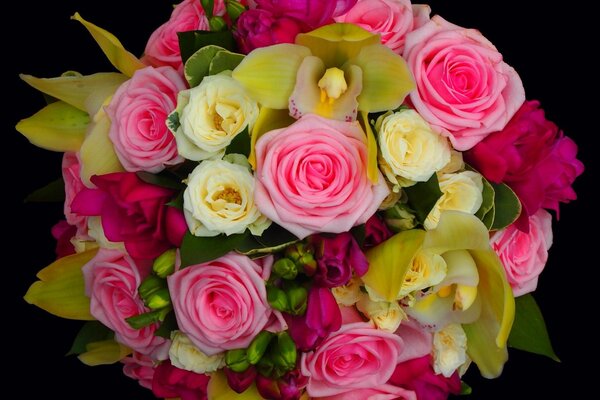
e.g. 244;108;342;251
5;1;597;399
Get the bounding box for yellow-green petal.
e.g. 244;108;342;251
463;249;515;378
349;44;414;112
363;229;425;302
24;249;98;320
248;107;295;168
78;339;132;366
71;13;145;78
232;44;311;109
16;101;89;152
20;72;127;115
207;370;262;400
296;23;380;68
359;111;379;184
423;211;491;254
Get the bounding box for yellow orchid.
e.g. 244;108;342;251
362;211;515;378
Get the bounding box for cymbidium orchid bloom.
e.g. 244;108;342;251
361;211;515;378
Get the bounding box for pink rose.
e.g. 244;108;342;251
254;0;357;29
107;66;185;173
254;114;390;239
168;253;274;356
83;249;169;358
152;360;210;400
122;352;156;390
336;0;430;54
404;16;525;150
491;209;553;296
300;321;428;398
389;356;461;400
317;384;416;400
143;0;225;71
235;9;304;54
466;101;584;228
62;152;88;239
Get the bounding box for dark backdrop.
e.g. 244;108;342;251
5;1;596;399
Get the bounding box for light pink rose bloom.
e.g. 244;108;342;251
254;114;390;239
491;209;553;296
122;352;156;390
403;16;525;151
336;0;430;54
318;384;416;400
107;66;186;173
62;152;89;239
144;0;226;71
300;321;430;398
83;249;169;358
168;253;274;356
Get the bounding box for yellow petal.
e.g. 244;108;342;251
439;250;479;288
232;44;311;109
463;249;515;378
207;370;262;400
248;107;295;168
24;249;98;320
349;44;414;112
296;23;380;68
408;289;481;328
16;101;89;152
358;111;379;184
79;102;125;187
423;211;491;254
363;229;425;302
71;13;145;77
20;72;127;115
78;339;132;366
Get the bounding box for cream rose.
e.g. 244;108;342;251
356;293;406;332
173;74;259;161
169;331;225;374
183;159;270;237
332;275;363;306
398;250;447;297
425;171;483;230
377;109;451;190
433;323;468;378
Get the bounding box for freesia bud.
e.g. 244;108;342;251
226;0;246;21
209;16;227;32
138;275;165;303
267;285;289;312
273;258;298;280
286;286;308;316
271;332;297;372
152;249;176;278
147;287;171;310
247;331;274;365
224;366;257;394
225;349;250;373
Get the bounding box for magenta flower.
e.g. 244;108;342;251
235;9;304;53
363;214;393;249
256;370;308;400
152;361;210;400
254;0;357;28
389;356;461;400
312;232;369;288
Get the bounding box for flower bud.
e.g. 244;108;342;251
273;258;298;280
138;275;166;303
225;0;246;21
256;352;275;377
286;286;308;316
267;285;289;312
146;287;171;310
247;331;274;365
384;203;417;232
271;332;297;372
152;249;176;278
209;16;227;32
224;366;257;394
225;349;251;373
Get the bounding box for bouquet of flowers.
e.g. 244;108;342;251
18;1;584;399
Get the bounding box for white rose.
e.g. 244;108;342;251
424;171;483;230
377;109;451;190
173;74;259;161
332;275;363;306
169;331;224;374
184;159;271;237
356;293;406;332
433;323;468;378
398;250;447;297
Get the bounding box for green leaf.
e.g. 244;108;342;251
209;50;245;75
178;30;237;65
25;178;65;203
167;111;180;133
126;307;171;330
490;183;522;230
460;381;473;395
508;294;559;361
184;45;223;88
224;127;251;157
180;231;254;267
136;171;185;190
167;191;184;210
200;0;215;18
404;174;443;225
252;224;299;248
67;321;113;356
475;177;495;229
350;224;366;248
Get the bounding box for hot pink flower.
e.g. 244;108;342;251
256;370;308;400
168;253;274;356
465;101;584;227
144;0;225;71
107;66;185;173
404;16;525;150
122;352;156;390
491;209;553;296
253;0;357;29
336;0;430;54
254;114;389;239
363;214;393;249
389;356;461;400
152;361;210;400
83;249;169;358
235;9;304;53
62;152;89;239
224;367;257;394
51;220;76;258
71;172;183;260
311;233;368;288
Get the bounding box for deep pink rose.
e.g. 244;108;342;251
389;356;461;400
254;0;357;29
144;0;225;71
71;172;182;260
300;321;426;397
62;152;89;239
51;220;76;258
363;214;393;249
491;209;553;296
152;361;210;400
256;370;308;400
311;233;368;288
336;0;430;54
168;253;274;355
254;114;390;239
235;9;304;53
122;352;156;390
404;16;525;150
83;249;169;358
465;101;584;227
286;287;342;351
107;66;185;173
